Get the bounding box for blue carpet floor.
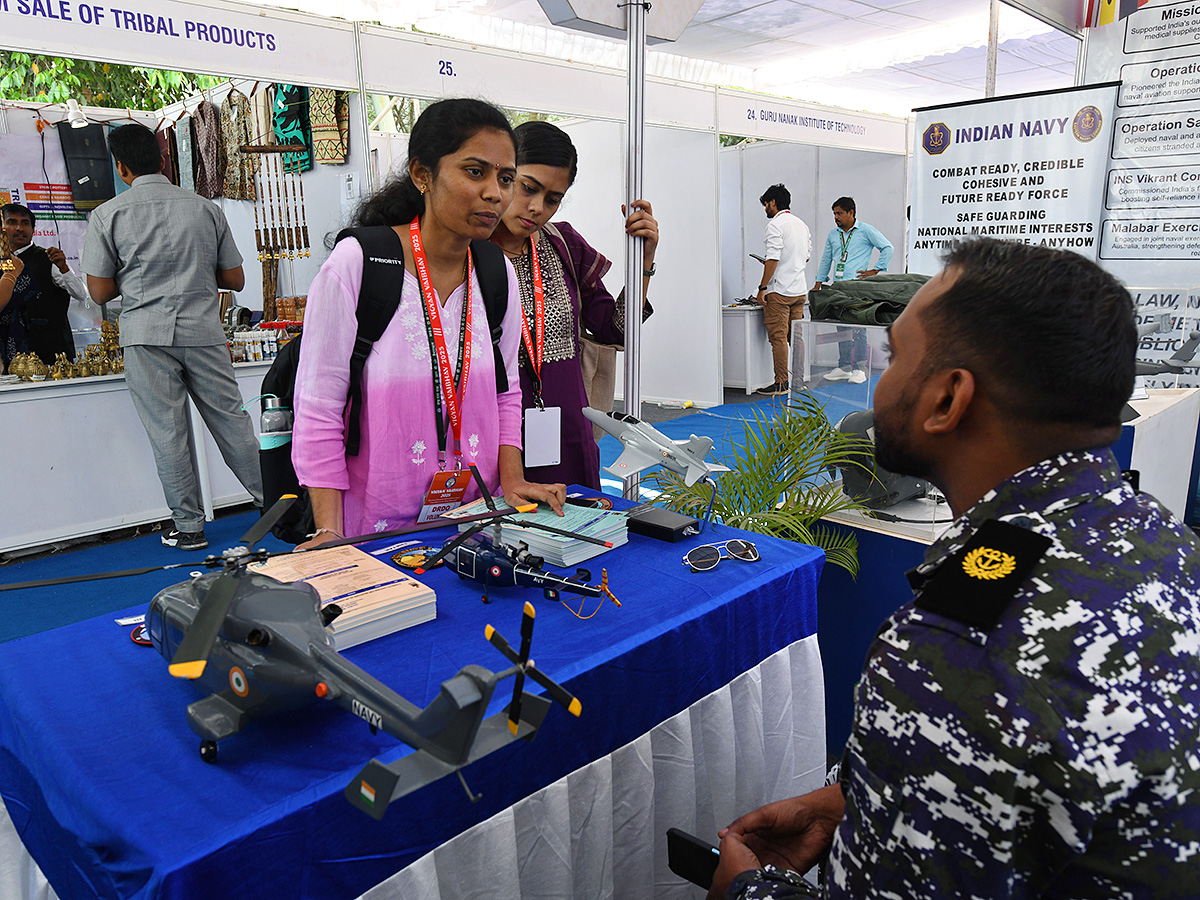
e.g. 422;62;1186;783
1;376;875;644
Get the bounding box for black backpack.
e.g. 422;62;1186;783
259;225;510;544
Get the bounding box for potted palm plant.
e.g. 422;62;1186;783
644;390;872;576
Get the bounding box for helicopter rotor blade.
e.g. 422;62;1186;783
467;463;496;511
524;664;582;717
483;623;521;665
168;572;239;679
0;560;204;592
240;494;297;547
505;602;538;735
414;522;488;574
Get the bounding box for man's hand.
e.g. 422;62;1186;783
46;246;70;273
855;269;880;279
720;785;845;883
707;831;763;900
811;281;823;291
754;288;767;306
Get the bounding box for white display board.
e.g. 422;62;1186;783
0;0;357;89
358;25;717;133
909;83;1118;275
557;119;722;409
1084;0;1200;385
716;90;908;156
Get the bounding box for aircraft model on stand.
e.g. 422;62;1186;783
582;407;730;487
0;498;582;818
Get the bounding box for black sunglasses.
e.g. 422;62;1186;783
682;539;760;572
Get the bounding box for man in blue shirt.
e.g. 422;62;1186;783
813;197;894;384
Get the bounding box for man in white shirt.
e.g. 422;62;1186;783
754;184;811;396
2;203;92;363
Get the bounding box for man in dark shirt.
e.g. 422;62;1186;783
710;238;1200;899
2;203;92;364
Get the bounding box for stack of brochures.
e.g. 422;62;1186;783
446;501;627;567
251;545;436;649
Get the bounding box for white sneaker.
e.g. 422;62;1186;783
848;369;867;384
825;367;852;381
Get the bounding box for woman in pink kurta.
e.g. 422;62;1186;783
291;99;565;546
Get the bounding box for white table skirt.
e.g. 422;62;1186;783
1;635;826;900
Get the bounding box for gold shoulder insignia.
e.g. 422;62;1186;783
962;546;1017;581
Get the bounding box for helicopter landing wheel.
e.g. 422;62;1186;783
199;740;219;763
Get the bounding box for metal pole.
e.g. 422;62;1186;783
622;0;647;501
353;23;377;193
985;0;999;98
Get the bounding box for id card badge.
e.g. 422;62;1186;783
523;406;562;468
416;469;471;523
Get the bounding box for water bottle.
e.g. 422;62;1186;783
251;393;292;450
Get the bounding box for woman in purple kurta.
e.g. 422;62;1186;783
490;121;658;490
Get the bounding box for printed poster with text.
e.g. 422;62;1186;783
1085;0;1200;387
909;84;1118;277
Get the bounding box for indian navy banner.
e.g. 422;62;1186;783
909;83;1118;276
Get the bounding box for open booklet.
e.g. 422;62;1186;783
251;544;435;649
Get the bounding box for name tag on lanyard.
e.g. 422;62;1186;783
519;236;561;469
524;406;561;468
418;469;470;523
835;226;855;280
410;215;474;522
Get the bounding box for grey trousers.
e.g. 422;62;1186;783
123;343;263;532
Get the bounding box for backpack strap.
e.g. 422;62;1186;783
335;225;406;457
470;238;509;394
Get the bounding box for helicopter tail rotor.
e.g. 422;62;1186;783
485;602;581;736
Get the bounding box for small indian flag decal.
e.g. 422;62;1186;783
360;781;376;805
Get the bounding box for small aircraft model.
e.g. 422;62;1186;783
583;406;730;487
0;498;582;818
416;466;606;605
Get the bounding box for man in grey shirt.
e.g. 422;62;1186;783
84;124;262;551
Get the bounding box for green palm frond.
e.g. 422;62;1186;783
645;390;873;577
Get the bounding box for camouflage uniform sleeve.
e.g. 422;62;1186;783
825;610;1102;898
726;865;822;899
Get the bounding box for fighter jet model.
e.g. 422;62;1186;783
0;498;582;818
583;407;730;487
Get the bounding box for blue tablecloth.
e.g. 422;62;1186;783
0;503;823;900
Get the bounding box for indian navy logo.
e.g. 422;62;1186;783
962;546;1017;580
922;122;951;156
1072;106;1102;142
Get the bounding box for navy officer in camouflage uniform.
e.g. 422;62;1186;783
709;237;1200;899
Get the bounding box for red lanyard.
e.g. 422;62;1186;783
517;237;545;407
410;217;472;469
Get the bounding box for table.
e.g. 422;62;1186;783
0;362;270;555
0;516;826;900
721;305;774;394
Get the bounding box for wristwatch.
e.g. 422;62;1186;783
758;285;768;291
643;262;656;277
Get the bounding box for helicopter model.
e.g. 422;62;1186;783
414;466;607;604
0;498;582;819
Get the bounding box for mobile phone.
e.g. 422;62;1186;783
667;827;720;889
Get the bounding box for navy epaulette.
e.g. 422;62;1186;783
914;519;1051;630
